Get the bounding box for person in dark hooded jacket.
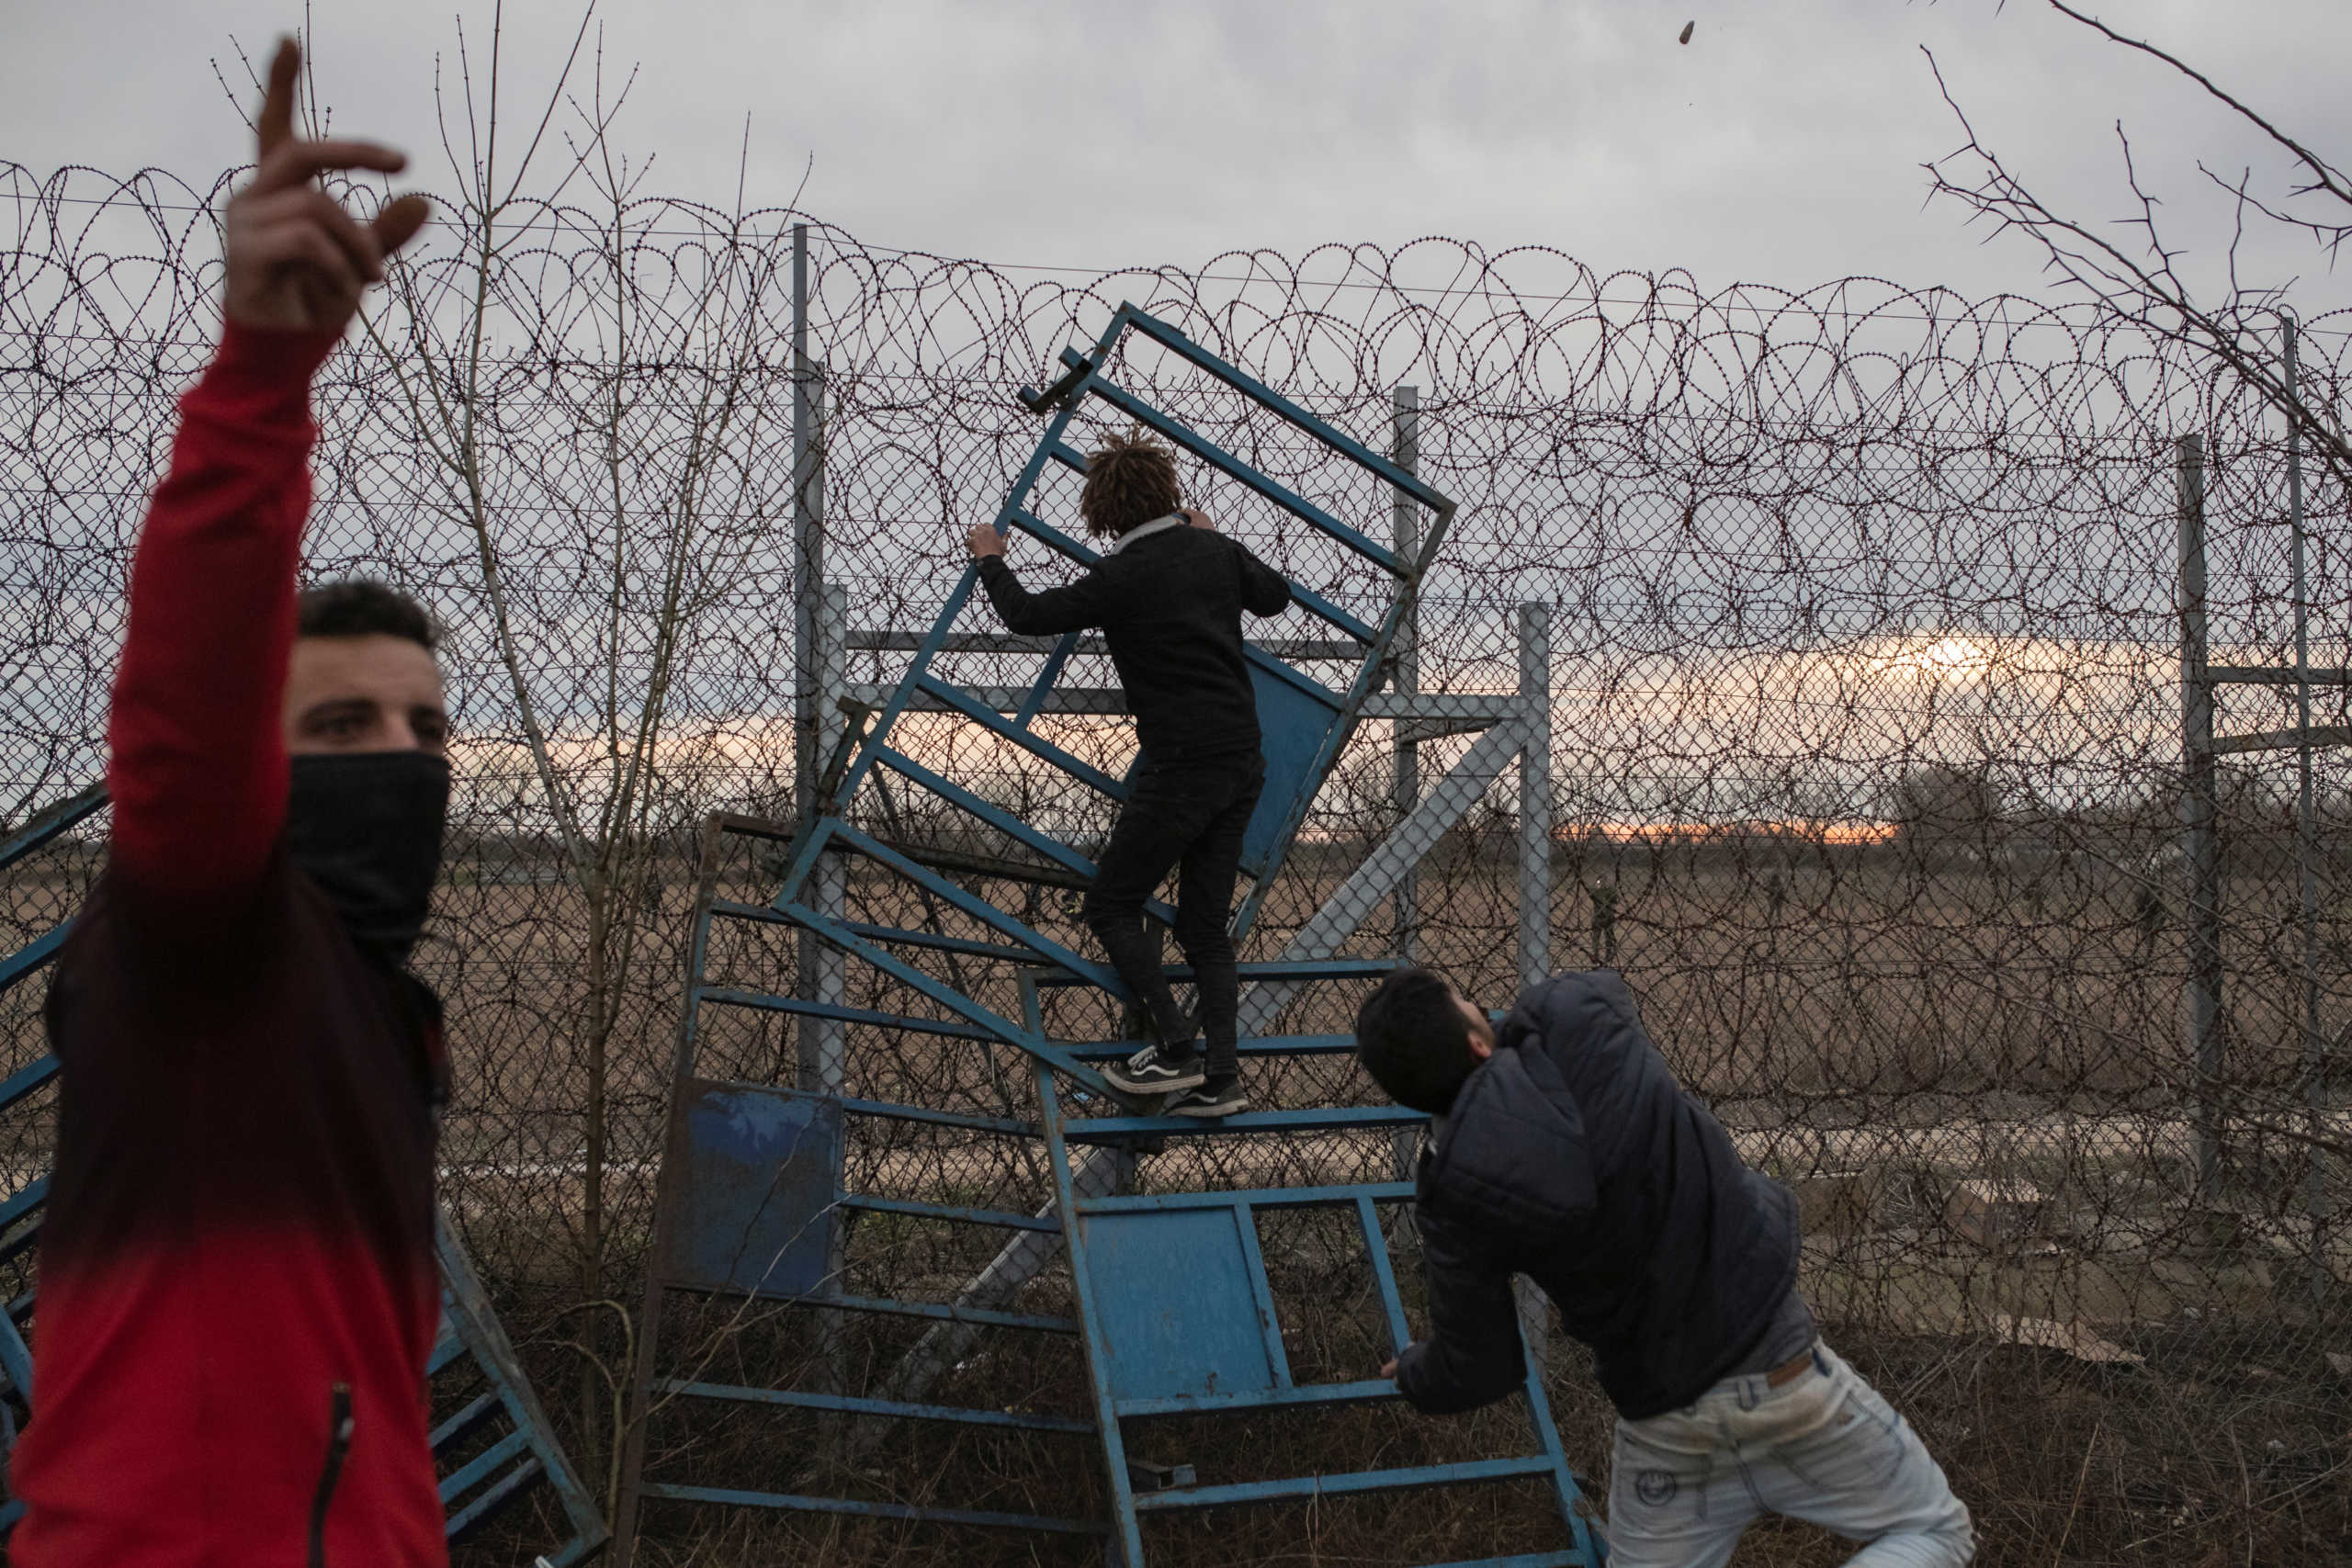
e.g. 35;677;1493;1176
1357;966;1973;1568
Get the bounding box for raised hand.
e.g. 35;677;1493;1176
221;38;431;334
966;524;1007;559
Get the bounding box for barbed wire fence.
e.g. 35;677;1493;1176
6;155;2352;1559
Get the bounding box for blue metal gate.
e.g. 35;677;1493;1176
615;305;1604;1564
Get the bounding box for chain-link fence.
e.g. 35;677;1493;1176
6;157;2352;1560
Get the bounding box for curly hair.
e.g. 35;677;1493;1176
296;579;440;651
1078;429;1182;538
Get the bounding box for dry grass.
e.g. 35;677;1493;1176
8;835;2352;1563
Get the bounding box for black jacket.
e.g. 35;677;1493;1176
1394;971;1800;1421
976;519;1291;762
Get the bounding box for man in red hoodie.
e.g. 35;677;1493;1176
7;39;448;1567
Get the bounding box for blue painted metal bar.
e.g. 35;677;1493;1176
444;1459;547;1540
428;1390;502;1454
0;1178;50;1235
1130;1455;1557;1512
436;1427;533;1506
0;924;70;998
1062;1106;1426;1140
871;748;1102;886
1068;1032;1356;1061
1361;1194;1414;1358
1031;957;1395;987
820;819;1131;994
637;1481;1108;1534
1227;1200;1293;1390
831;1094;1036;1138
838;920;1043;964
0;1056;58;1115
1012;630;1082;730
1516;1325;1608;1567
1082;377;1405;576
427;1326;469;1378
1113;309;1456;516
0;1317;31;1408
1035;1057;1151;1567
706;897;797;926
817;1292;1077;1335
0;784;107;870
658;1379;1092;1434
692;989;1001;1045
430;1212;608;1561
841;1192;1061;1234
1113;1377;1399;1418
772;897;1109;1091
1078;1182;1412;1214
915;675;1129;799
0;1224;38;1272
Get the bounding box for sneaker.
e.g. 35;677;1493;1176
1166;1079;1248;1119
1102;1043;1205;1096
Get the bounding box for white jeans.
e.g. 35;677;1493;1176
1606;1342;1973;1568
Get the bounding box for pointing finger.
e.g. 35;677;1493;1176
252;138;412;195
256;37;300;161
369;193;433;259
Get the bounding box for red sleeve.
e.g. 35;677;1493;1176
106;321;343;900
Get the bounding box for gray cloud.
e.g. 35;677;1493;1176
6;0;2348;311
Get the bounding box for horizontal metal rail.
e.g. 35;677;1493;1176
1113;1377;1401;1419
636;1482;1107;1535
658;1379;1091;1435
1077;1181;1412;1214
1063;1105;1427;1140
1065;1032;1356;1060
692;988;1001;1045
2214;724;2352;754
842;1192;1061;1233
1131;1455;1557;1512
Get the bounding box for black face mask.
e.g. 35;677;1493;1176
284;750;452;967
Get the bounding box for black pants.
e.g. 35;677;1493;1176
1081;750;1265;1080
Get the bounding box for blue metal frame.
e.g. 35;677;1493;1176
0;787;607;1561
613;815;1109;1562
753;302;1454;1069
616;307;1545;1566
1023;972;1605;1568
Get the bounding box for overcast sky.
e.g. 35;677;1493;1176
6;1;2350;312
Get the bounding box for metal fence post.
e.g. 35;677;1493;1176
2284;316;2328;1295
1389;386;1422;1190
2177;434;2225;1201
792;221;822;824
1518;602;1554;990
812;579;848;1095
1391;385;1421;961
1515;600;1555;1369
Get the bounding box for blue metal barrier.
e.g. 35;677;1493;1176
613;307;1606;1564
1023;976;1607;1568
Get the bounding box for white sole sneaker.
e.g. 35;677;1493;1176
1166;1085;1248;1119
1102;1047;1206;1096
